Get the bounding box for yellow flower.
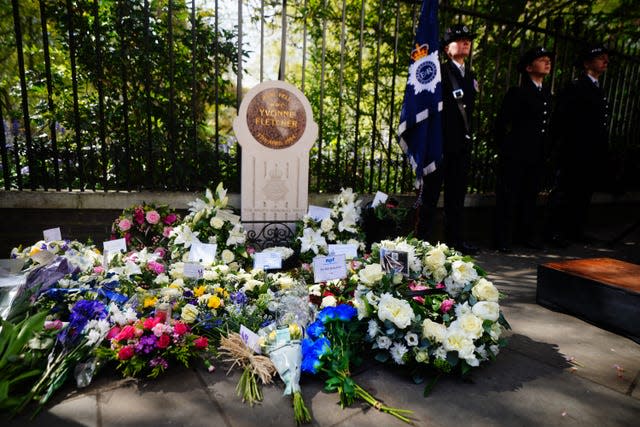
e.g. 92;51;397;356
194;286;206;297
289;323;302;340
144;297;158;308
208;295;221;309
214;287;224;295
28;246;42;257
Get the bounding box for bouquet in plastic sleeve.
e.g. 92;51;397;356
259;287;314;424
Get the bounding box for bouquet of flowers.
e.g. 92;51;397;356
96;304;209;378
111;202;180;253
294;188;365;263
168;183;250;268
301;304;413;423
353;237;509;392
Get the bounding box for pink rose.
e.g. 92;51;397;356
146;210;161;224
440;299;455;313
133;207;145;225
93;265;105;274
147;261;165;275
117;346;135;360
163;227;173;238
118;218;132;231
163;213;177;225
115;325;136;341
194;336;208;350
436;283;445;289
143;317;161;330
156;334;171;349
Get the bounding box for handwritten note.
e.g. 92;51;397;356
312;254;347;283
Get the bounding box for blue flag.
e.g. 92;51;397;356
398;0;442;187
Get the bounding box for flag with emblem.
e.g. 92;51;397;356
398;0;442;187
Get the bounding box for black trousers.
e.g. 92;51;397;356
547;162;594;240
418;148;470;246
494;158;541;247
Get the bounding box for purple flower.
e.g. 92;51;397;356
135;334;158;354
150;356;169;369
230;291;247;306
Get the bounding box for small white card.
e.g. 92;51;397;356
253;251;282;270
313;254;347;283
371;191;388;208
183;262;204;279
188;241;217;264
43;227;62;242
380;248;409;276
103;238;127;254
240;325;262;354
307;205;332;221
328;243;358;260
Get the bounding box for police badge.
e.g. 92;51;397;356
407;43;441;95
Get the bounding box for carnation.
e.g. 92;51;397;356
390;341;408;365
181;304;199;323
377;293;415;329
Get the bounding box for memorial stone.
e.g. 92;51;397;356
233;81;318;223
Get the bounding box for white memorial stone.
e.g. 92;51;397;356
233;80;318;222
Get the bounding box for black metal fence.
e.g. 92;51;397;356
1;0;639;195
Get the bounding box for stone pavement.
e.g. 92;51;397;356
6;225;640;427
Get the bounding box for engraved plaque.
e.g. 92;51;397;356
246;88;307;149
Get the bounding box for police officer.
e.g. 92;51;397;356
547;45;610;245
419;24;478;254
493;47;554;252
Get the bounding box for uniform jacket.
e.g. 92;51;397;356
553;74;610;167
441;60;477;154
495;77;552;165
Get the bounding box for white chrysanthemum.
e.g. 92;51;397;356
472;278;499;302
358;263;384;286
109;303;138;326
433;346;448;360
377;292;415;329
85;319;110;346
472;301;500;322
298;227;327;254
390;342;409;365
367;320;379;338
450;313;484;339
376;335;392;349
422;319;447;343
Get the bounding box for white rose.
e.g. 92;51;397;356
210;217;225;229
443;328;475;358
203;269;219;281
450;260;479;285
277;275;295;290
221;249;235;264
377;292;415;329
181;303;199;323
422;319;446;343
358;263;384;286
424;247;446;271
154;273;170;285
472;301;500;322
321;295;337;308
472;278;499;302
320;217;334;233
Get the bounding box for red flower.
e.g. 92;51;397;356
133;207;145;225
118;346;135;360
115;325;136;341
143;317;161;330
156;334;171;349
173;322;188;336
193;336;208;350
155;311;167;323
163;213;178;225
106;326;121;340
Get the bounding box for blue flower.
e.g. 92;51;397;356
334;304;357;322
306;320;325;340
301;352;323;374
317;306;336;324
301;337;332;375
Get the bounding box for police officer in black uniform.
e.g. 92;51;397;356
419;24;478;254
547;45;610;245
493;47;554;252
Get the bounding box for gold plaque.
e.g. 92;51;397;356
246;88;307;149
